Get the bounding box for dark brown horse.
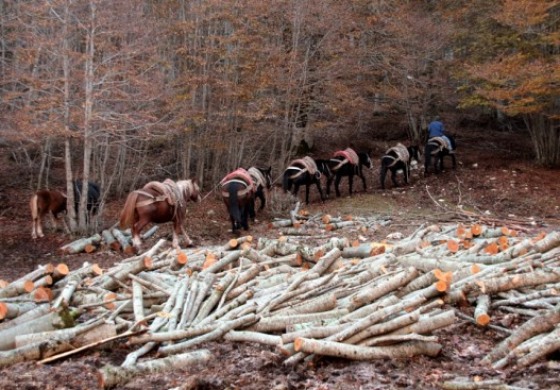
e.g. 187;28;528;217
30;181;101;239
119;179;201;252
220;168;255;234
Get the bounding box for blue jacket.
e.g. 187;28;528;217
428;120;445;138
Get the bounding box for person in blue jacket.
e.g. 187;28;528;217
427;116;454;151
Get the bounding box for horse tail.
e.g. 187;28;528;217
119;191;139;229
30;193;39;221
228;185;241;225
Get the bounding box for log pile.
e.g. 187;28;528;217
2;211;560;388
60;226;159;255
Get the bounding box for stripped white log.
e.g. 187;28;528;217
99;349;212;389
158;315;257;356
294;338;442;360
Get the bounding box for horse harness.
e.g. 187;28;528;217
331;148;359;171
383;143;410;168
221;168;255;198
247;167;268;190
428;137;450;155
287;156;320;180
135;179;186;213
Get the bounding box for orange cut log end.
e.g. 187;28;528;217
32;287;51;302
176;251;188;265
435;280;448;292
294;337;304;352
23;280;35;293
54;263;70;277
0;302;7;320
476;313;491;326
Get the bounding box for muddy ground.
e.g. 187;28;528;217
0;129;559;389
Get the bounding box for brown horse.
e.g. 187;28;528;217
30;181;101;239
30;189;68;239
119;179;201;252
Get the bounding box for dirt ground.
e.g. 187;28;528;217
0;129;559;389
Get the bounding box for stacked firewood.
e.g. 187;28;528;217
0;211;559;388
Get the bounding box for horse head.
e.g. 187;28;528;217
262;167;273;190
359;151;373;169
315;159;333;179
178;179;201;203
249;166;273;190
408;146;420;163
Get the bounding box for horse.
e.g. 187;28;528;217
220;168;256;234
282;157;332;204
30;180;101;239
119;179;201;252
326;148;373;197
424;135;457;175
247;166;272;211
380;144;420;189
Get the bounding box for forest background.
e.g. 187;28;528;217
0;0;558;233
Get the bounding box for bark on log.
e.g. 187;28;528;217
348;267;419;311
98;349;212;389
474;294;491;326
158;314;257;356
482;305;560;365
475;269;560;295
0;307;81;351
112;228;135;255
102;229;120;251
293;338;442;360
60;234;102;254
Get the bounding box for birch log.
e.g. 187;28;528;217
98;349;212;389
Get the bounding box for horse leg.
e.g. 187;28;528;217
359;171;367;192
404;164;410;185
348;174;354;196
451;154;457;169
380;165;387;190
326;175;333;197
256;191;265;211
131;218;149;252
177;220;193;248
335;175;342;197
305;184;311;204
315;179;325;202
391;169;398;187
241;204;249;230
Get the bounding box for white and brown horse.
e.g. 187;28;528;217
119;179;201;251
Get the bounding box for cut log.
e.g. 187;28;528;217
474;294;491;326
482;305;560;365
60;233;102;254
112;228;135;255
98;349;212;389
293;338;442;360
0;307;81;351
0;279;35;299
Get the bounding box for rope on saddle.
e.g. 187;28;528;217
428;137;448;155
135;179;185;211
287;156;319;179
384;143;410;168
248;167;267;190
220;168;255;198
332;148;359;170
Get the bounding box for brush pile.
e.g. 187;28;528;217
0;208;559;388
